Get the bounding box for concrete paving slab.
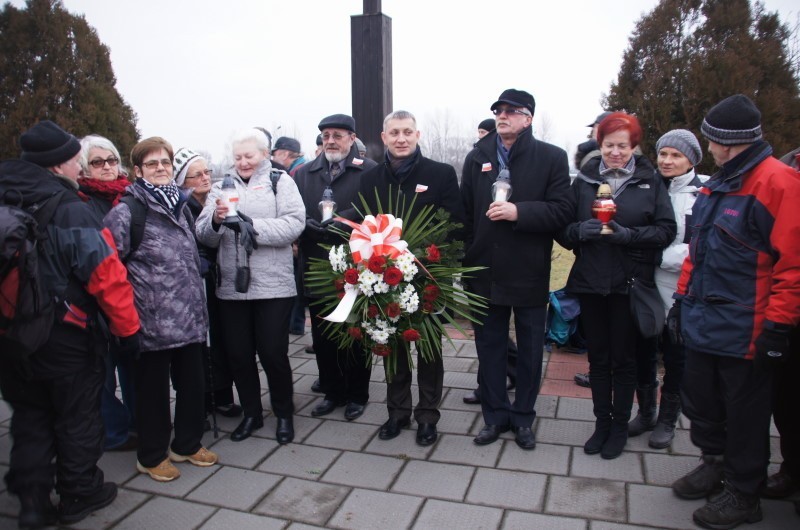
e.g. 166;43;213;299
113;495;215;530
327;488;423;529
303;420;377;451
0;433;10;466
439;389;486;412
466;467;547;511
363;429;435;460
126;461;219;498
628;483;705;529
254;477;349;526
591;522;652;530
535;394;559;418
414;498;503;529
642;453;702;486
97;451;139;486
536;418;595;447
546;476;627;522
0;401;11;424
455;342;478;358
320;451;405;490
199;507;288;530
443;371;481;389
570;451;644;483
66;487;150;530
187;467;281;511
433;408;479;435
557;396;596;421
670;429;703;456
429;433;502;467
497;442;571;475
392;460;473;501
366;381;388;403
442;356;476;373
211;435;280;469
341;402;388;426
0;465;6;494
503;511;587;529
257;414;321;444
757;498;800;529
257;444;340;481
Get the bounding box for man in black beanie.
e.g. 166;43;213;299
0;120;140;527
668;94;800;528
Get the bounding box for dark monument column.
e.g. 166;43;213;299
351;0;392;163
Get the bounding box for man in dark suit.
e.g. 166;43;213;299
460;89;573;450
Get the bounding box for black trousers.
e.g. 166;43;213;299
308;302;370;404
134;343;205;468
203;274;235;409
635;328;686;394
387;337;444;424
218;297;295;419
0;354;105;498
474;304;546;428
682;348;772;495
772;327;800;479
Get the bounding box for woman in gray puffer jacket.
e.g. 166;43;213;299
104;137;216;483
195;128;305;444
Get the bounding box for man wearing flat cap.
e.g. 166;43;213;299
460;89;573;450
294;114;377;422
271;136;307;177
0;121;140;525
669;94;800;528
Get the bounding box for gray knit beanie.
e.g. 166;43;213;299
656;129;702;167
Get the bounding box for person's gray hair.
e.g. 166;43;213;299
383;110;417;131
229;128;271;155
79;134;124;173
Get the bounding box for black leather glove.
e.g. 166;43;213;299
117;331;141;358
754;328;790;371
578;219;603;241
666;301;682;346
604;221;632;245
306;218;327;234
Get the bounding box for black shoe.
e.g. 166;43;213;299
584;420;611;455
276;417;294;445
416;423;438;446
693;483;762;529
58;482;117;525
628;385;658;437
574;372;590;388
18;487;57;529
311;399;345;417
601;422;628;460
473;424;509;445
344;402;366;421
378;417;410;440
673;454;725;500
231;416;264;442
462;389;481;404
514;426;536;450
311;378;322;393
215;403;243;418
762;469;799;499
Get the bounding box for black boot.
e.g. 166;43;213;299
649;391;681;449
672;454;724;499
692;482;762;529
585;373;612;455
58;482;117;525
628;384;658;436
602;380;635;459
18;486;57;529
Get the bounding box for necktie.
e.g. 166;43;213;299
330;163;341;179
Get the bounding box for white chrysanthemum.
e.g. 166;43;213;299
363;320;396;344
373;281;390;294
328;245;348;273
399;284;419;314
394;252;419;281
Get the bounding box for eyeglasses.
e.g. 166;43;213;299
89;157;119;168
185;169;213;180
141;159;173;170
492;107;531;117
321;132;353;142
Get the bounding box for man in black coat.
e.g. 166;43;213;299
295;114;377;421
461;89;573;450
358;110;465;447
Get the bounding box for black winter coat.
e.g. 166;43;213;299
460;129;573;307
557;155;677;295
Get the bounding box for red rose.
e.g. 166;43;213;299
385;302;401;318
403;329;420;342
344;268;359;285
367;305;379;318
348;327;363;340
383;266;403;286
334;278;345;291
422;301;435;313
426;244;441;262
372;344;391;357
337;291;345;299
368;255;387;273
423;284;441;302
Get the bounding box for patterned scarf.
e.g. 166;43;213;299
136;178;182;216
78;175;130;206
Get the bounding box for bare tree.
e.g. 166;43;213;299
419;110;473;181
534;111;556;143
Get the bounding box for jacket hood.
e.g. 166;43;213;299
0;159;76;207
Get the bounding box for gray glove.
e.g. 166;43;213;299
578;219;603;241
604;221;632;245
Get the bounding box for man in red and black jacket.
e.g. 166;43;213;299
667;95;800;528
0;121;140;528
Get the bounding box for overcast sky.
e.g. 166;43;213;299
10;0;799;164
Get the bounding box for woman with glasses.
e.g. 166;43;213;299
195;128;305;444
77;135;138;453
557;113;676;459
173;148;243;430
104;137;217;482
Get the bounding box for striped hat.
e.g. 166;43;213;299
701;94;762;145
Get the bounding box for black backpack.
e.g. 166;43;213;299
119;194;195;263
0;190;67;358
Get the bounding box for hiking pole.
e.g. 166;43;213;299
203;279;219;438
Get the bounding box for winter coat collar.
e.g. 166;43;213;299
306;145;366;179
707;141;772;193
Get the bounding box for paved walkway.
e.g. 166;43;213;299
1;329;797;529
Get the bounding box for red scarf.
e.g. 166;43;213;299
78;176;131;206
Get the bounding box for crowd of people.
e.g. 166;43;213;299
0;90;798;529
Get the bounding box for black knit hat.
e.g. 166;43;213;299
478;119;496;132
20;120;81;167
490;89;535;115
318;114;356;133
701;94;762;145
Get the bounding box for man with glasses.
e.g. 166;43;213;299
295;114;376;421
461;89;573;450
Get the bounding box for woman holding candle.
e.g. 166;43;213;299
557;112;676;459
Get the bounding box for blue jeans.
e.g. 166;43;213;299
100;347;136;449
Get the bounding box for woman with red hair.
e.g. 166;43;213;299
557;112;676;459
